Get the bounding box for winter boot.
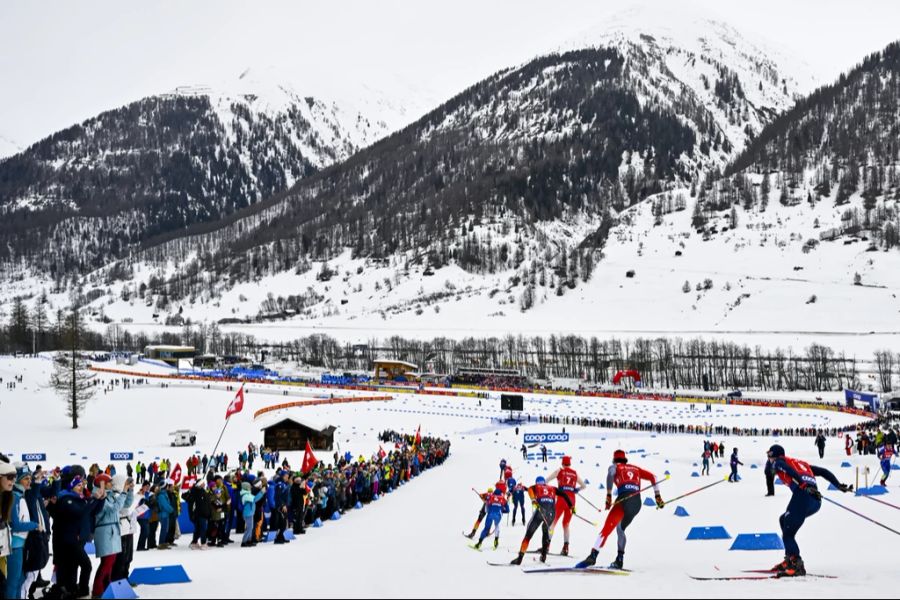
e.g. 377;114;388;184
575;549;598;569
560;542;569;556
510;553;524;566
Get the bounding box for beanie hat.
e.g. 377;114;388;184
67;476;84;491
241;482;251;492
613;449;628;463
561;456;572;467
14;462;31;483
112;474;128;493
0;462;15;477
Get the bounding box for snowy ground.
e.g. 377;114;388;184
1;357;897;598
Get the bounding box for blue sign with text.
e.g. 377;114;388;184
524;433;569;444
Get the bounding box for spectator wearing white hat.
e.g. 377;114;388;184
6;464;38;599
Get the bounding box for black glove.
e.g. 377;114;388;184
838;483;853;493
654;493;665;509
605;494;612;510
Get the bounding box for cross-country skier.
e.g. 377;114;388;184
509;476;573;565
877;442;894;486
546;455;585;556
576;450;662;570
464;487;494;539
472;488;508;550
510;479;526;526
728;448;743;482
814;432;826;459
766;444;853;576
701;448;711;476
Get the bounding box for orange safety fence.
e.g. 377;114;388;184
88;365;872;419
252;395;394;419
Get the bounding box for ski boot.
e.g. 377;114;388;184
539;547;548;563
494;538;499;550
510;553;524;566
560;542;569;556
609;552;624;570
575;549;598;569
465;530;476;539
473;540;482;550
771;556;790;573
778;556;806;577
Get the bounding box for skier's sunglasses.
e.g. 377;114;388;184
2;474;15;481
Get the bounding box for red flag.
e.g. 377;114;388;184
414;425;421;446
378;446;386;459
226;385;245;420
302;441;319;474
170;463;182;486
181;474;197;491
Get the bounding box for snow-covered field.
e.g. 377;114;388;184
2;357;896;598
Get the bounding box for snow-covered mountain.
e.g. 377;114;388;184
9;20;817;326
565;6;815;162
0;69;424;277
7;14;898;355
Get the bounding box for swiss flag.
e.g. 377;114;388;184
302;440;319;474
414;425;421;447
226;385;245;420
170;463;182;486
181;474;197;491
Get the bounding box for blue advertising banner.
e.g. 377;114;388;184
524;433;569;444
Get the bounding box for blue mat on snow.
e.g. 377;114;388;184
129;565;191;585
686;526;731;540
729;533;784;551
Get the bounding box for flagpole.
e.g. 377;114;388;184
210;417;231;460
212;384;243;460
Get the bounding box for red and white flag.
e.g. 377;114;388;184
302;440;319;474
377;446;386;460
170;463;182;486
226;385;245;420
181;474;197;491
414;424;422;447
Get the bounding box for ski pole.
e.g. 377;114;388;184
611;474;671;509
576;491;604;514
863;495;900;511
823;495;900;536
657;475;725;509
572;511;598;527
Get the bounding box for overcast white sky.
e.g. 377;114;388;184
2;0;899;151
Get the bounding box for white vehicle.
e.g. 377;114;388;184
169;430;198;447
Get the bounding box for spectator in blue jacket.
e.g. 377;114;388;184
240;482;265;547
155;479;175;550
272;471;291;544
6;464;39;600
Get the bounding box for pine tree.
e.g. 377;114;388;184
50;305;96;429
32;292;48;353
8;297;30;353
